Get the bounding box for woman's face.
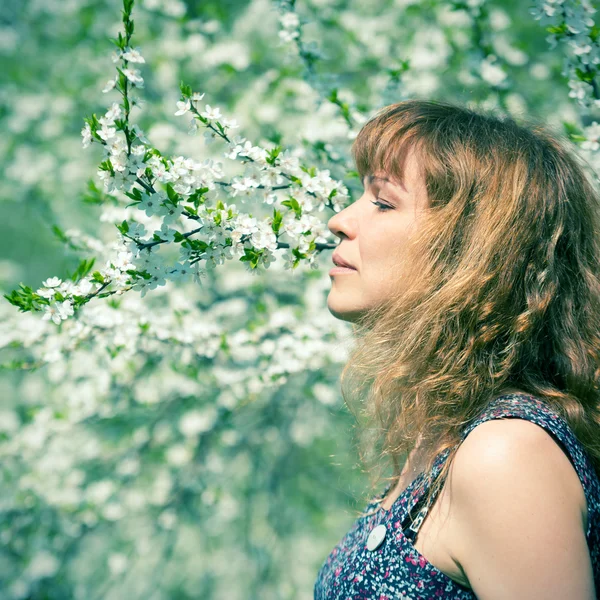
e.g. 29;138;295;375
326;147;428;323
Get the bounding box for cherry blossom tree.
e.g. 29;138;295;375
0;0;599;597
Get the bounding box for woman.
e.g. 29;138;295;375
315;99;600;599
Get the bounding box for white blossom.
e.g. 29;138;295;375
179;407;218;437
72;279;94;296
191;92;206;104
188;117;199;135
138;192;167;217
174;99;191;116
108;553;129;575
279;12;300;29
480;58;507;86
26;551;60;580
581;121;600;151
97;124;117;141
156;222;177;243
36;287;56;299
110;251;136;272
43;277;62;288
104;102;123;123
81;122;92;148
165;444;192;466
102;77;117;93
122;46;145;63
279;29;299;43
200;104;222;120
221;116;239;129
122;67;144;86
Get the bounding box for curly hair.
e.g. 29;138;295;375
340;99;600;517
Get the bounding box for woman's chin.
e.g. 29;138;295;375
326;300;363;324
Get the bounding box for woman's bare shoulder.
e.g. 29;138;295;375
446;417;592;598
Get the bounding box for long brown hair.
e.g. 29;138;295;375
341;99;600;515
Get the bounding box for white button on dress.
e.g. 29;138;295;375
366;523;387;551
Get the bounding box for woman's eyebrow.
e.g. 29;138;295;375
363;175;390;186
368;175;390;184
365;174;407;192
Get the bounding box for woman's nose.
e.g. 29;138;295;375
328;199;359;239
328;210;348;238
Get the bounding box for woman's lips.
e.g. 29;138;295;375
329;266;357;275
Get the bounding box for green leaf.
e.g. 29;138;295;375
3;283;39;312
281;196;302;218
52;225;69;244
575;67;596;84
546;23;568;36
70;258;96;283
124;187;143;201
165;183;179;204
271;208;283;234
183;205;198;216
82;179;118;205
266;145;282;166
300;165;317;177
219;332;229;352
98;159;115;175
187;187;209;209
179;82;193;97
117;220;130;235
327;88;339;103
562;121;583;136
91;271;106;284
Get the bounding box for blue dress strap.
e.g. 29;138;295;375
401;392;599;542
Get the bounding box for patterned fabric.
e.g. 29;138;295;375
314;393;600;599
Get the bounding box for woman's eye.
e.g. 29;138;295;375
371;198;393;212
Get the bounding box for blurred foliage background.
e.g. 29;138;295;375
0;0;599;598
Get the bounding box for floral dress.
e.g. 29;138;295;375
314;393;600;599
